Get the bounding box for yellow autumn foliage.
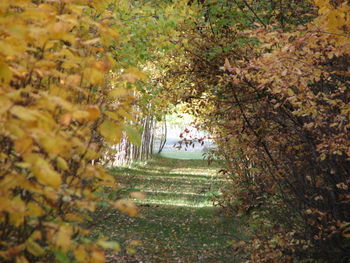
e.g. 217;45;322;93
0;0;139;262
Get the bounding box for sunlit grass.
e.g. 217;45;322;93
135;199;213;208
168;168;217;175
111;157;224;208
142;189;209;196
160;151;205;160
92;155;245;262
125;174;226;182
110;155;222;207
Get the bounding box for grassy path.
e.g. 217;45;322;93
91;156;245;263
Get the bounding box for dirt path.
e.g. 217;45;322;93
91;157;246;263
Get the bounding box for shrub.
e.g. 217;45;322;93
0;1;139;262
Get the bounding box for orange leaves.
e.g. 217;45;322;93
90;248;106;263
94;57;112;73
60;113;72;126
86;106;101;121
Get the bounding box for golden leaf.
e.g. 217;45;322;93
57;157;69;171
43;187;59;201
7;197;25;214
27;202;44;217
65;74;81;87
108;88;129;99
0;41;18;57
86;106;100;121
112;199;138;217
0;96;12;115
15;255;29;263
49;96;74;111
74;245;89;263
93;57;111;72
0;62;13;84
104;111;119;120
60;113;72;126
72;110;90;122
8;197;26;227
74;201;96;212
10;106;37;122
65;213;83;223
90;248;105;263
84;67;105;85
343;225;350;238
25;154;61;188
118;108;136;122
98;120;122;144
121;67;147;83
38;135;69;156
14;137;33;155
29;230;42;241
53;225;72;252
25;240;45;257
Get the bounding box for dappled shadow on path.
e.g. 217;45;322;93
91;156;246;263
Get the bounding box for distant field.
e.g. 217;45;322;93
155;137;215;160
160;150;205;160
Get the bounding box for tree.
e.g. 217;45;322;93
154;0;350;261
0;1;143;262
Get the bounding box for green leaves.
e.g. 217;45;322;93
55;250;71;263
124;124;142;146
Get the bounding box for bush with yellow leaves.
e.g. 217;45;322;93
0;1;142;262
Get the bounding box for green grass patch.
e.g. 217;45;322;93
90;155;245;262
160;150;205;160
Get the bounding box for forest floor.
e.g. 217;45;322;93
90;155;247;263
